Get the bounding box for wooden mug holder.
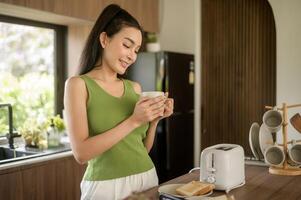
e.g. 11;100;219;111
265;103;301;176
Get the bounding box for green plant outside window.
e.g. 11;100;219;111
0;21;55;137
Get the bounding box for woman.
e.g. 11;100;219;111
64;4;174;200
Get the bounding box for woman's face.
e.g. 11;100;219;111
101;27;142;75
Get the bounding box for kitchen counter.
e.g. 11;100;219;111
0;150;73;170
136;165;301;200
0;142;72;170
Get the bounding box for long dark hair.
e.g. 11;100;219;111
78;4;143;75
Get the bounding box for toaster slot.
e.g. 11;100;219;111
206;153;216;183
211;154;214;168
206;153;216;173
216;146;234;151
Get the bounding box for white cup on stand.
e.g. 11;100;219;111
288;140;301;166
264;145;285;167
262;106;283;133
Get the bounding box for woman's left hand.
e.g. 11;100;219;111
152;92;174;123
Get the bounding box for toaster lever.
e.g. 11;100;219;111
207;176;216;183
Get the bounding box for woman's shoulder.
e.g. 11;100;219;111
65;75;86;91
64;76;88;104
124;79;142;95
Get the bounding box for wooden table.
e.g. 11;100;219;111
133;165;301;200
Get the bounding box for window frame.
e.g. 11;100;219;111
0;14;67;116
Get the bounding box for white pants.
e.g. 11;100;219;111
80;167;158;200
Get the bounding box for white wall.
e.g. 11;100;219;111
268;0;301;142
159;0;196;54
159;0;200;166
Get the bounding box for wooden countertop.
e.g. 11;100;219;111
136;165;301;200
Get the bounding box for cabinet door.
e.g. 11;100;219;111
0;170;23;199
22;157;85;200
0;1;159;33
0;156;86;200
56;157;85;200
22;163;57;200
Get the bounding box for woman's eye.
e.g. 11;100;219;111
123;44;130;48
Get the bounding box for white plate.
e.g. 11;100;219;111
249;122;261;159
158;183;213;199
259;124;273;156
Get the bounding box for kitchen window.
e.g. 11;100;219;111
0;15;66;137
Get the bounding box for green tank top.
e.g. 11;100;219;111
80;75;154;181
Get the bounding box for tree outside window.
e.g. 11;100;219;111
0;21;55;136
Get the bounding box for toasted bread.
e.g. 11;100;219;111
175;181;215;196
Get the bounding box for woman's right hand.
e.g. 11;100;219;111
130;96;166;126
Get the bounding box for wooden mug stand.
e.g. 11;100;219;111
265;103;301;176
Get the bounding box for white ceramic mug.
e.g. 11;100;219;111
262;107;283;133
288;140;301;166
141;91;164;98
264;145;285;167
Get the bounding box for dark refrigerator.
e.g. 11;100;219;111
126;51;194;183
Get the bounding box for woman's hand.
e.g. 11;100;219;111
152;92;174;123
162;92;174;118
130;95;166;126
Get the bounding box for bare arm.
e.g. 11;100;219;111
64;77;164;164
143;121;159;152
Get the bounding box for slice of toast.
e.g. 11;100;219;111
175;181;215;197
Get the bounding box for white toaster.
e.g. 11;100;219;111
200;144;245;193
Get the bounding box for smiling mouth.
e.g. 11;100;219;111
120;60;129;69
